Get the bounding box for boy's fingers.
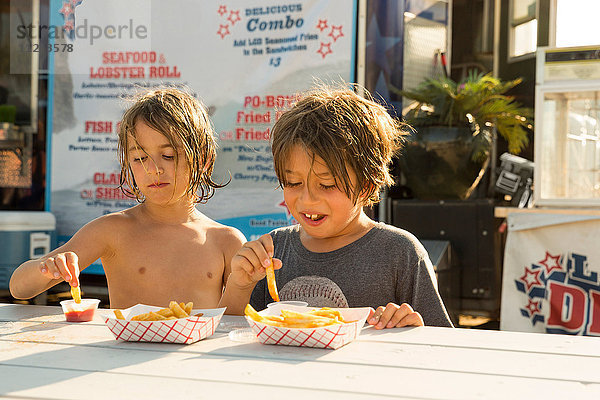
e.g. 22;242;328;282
65;252;80;287
42;258;60;280
367;307;377;325
368;306;385;326
397;311;424;328
236;247;264;275
376;303;398;329
240;258;263;280
54;254;72;282
386;303;414;328
272;258;283;271
257;234;274;258
242;240;271;272
367;307;376;322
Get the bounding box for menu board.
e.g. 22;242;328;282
47;0;356;267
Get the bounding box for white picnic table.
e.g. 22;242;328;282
0;303;599;399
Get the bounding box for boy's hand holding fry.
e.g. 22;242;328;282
229;233;282;290
220;234;282;315
39;251;80;288
368;302;424;329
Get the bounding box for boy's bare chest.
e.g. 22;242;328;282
106;226;225;283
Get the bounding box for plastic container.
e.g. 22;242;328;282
60;299;100;322
267;300;309;308
0;211;56;289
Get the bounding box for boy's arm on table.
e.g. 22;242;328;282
9;215;117;300
219;233;281;315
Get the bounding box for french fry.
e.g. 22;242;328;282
115;300;195;321
244;304;264;322
308;308;344;320
70;286;81;304
263;315;285;323
148;311;167;320
265;259;279;302
280;310;341;326
169;301;189;318
156;308;174;318
131;312;151;321
245;305;348;328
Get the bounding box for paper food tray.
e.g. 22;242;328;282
246;304;370;350
104;304;226;344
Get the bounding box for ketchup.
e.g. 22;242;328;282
65;308;96;322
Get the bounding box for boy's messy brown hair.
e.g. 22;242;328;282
271;84;406;206
118;87;222;203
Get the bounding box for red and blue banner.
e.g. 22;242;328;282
501;213;600;335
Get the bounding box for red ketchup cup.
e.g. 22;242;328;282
60;299;100;322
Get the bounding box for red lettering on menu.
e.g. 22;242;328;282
102;51;157;64
93;173;120;185
89;66;145;79
96;187;129;200
235;127;270;141
85;121;113;133
148;66;181;78
236;111;271;124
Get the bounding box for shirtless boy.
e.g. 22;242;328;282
10;88;245;309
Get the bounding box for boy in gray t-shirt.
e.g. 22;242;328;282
220;85;453;328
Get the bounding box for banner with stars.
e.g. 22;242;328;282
47;0;356;267
500;212;600;335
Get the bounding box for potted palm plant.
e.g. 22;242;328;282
395;71;532;200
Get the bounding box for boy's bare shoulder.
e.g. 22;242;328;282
196;213;246;247
82;206;140;234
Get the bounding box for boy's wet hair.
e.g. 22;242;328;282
118;86;222;203
271;84;406;206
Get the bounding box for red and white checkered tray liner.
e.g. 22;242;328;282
246;304;370;350
104;304;225;344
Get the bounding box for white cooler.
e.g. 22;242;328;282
0;211;56;289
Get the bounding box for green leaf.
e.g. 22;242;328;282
393;72;532;154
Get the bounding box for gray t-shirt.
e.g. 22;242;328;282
250;222;453;327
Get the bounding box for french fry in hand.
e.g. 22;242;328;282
70;286;81;304
265;259;279;302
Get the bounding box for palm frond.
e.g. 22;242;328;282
396;72;532;154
